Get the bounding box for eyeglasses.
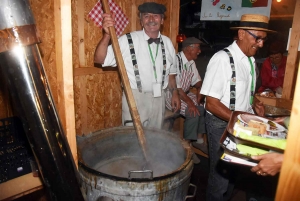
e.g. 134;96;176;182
244;30;268;43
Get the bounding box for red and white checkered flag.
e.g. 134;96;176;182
88;0;129;37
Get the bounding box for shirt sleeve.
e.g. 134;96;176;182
169;47;178;75
200;52;231;99
162;36;178;89
190;62;201;86
103;35;128;67
103;45;117;67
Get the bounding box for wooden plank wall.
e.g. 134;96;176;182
30;0;58;103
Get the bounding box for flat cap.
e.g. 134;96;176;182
138;2;166;14
182;37;202;48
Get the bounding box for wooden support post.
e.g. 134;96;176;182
275;1;300;200
282;0;300;100
169;0;180;50
131;0;137;31
54;0;78;165
276;49;300;201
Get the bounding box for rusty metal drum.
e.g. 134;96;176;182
77;126;194;201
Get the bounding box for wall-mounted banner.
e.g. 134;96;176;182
200;0;271;21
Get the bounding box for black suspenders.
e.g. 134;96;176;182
223;48;236;111
126;33;142;92
126;33;166;93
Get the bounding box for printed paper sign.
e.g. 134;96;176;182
201;0;271;21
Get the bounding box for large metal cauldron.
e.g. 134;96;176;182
77;127;194;201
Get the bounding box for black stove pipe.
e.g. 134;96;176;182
0;1;84;200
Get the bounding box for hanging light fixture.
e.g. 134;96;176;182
176;34;186;43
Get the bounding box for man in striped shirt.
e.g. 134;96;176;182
166;37;207;160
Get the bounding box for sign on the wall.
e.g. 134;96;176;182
200;0;272;21
287;28;300;51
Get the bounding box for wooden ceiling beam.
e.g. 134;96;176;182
270;14;294;20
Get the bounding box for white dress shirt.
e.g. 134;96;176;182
201;41;256;112
103;29;177;92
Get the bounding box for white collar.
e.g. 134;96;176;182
143;29;161;41
232;41;254;61
178;51;194;67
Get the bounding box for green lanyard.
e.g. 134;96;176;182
248;57;255;105
148;43;159;82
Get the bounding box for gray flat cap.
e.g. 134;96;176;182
182;37;202;48
138;2;166;14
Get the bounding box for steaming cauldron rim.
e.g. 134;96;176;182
78;157;191;182
77;126;193;182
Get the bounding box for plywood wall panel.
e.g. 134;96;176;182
71;0;80;68
74;76;84;135
80;0;101;68
74;71;121;135
85;73;106;130
30;0;58;104
103;72;122;128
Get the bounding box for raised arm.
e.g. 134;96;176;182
94;13;115;64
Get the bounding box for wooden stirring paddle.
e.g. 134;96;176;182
101;0;150;167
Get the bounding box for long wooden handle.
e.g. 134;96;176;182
101;0;148;161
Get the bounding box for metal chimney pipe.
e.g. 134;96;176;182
0;0;84;200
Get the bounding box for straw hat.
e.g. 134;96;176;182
230;14;276;33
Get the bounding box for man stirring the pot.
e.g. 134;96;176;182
200;14;273;201
94;2;180;128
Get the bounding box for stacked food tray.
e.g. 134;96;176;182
220;111;286;164
0;117;34;183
